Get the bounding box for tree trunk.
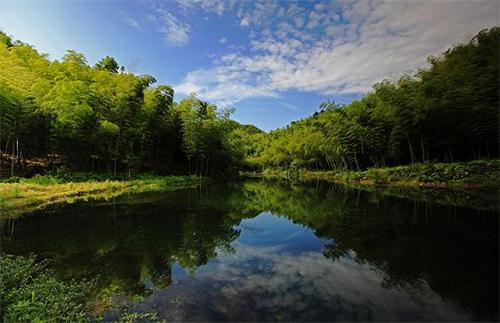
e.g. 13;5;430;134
113;135;120;177
155;136;160;161
354;154;360;171
10;135;15;177
407;136;415;163
4;133;11;152
420;139;425;163
0;124;2;177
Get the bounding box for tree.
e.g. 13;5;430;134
0;27;497;178
95;56;119;73
244;27;499;172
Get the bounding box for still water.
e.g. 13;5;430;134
1;180;498;321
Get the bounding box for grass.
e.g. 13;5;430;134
249;160;500;211
0;174;203;220
257;159;500;189
0;254;95;322
0;254;159;322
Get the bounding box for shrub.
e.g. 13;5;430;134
22;174;60;185
0;254;95;322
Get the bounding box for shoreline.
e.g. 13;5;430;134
0;175;203;220
243;160;499;190
241;160;500;211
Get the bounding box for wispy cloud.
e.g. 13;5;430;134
125;17;141;30
173;0;499;105
173;0;227;16
159;10;190;46
145;1;192;46
147;242;470;321
145;0;229;46
174;64;280;106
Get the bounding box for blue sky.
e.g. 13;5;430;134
0;0;498;131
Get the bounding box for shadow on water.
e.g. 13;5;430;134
1;179;498;321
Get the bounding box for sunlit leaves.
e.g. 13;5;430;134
245;27;499;171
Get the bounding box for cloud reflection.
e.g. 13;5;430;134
142;216;470;321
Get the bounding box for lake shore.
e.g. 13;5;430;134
0;175;203;220
241;160;500;211
244;160;499;189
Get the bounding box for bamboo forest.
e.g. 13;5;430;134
0;2;498;322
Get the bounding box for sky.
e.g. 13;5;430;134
0;0;498;131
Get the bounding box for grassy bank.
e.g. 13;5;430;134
0;174;203;220
0;254;157;322
256;160;499;189
245;160;500;211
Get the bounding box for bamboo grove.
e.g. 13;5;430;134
241;27;499;171
0;32;243;177
0;27;498;177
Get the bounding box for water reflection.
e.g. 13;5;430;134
1;187;241;297
1;180;498;321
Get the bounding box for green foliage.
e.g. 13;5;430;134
260;160;500;194
334;159;500;187
22;174;60;185
95;56;120;73
0;28;497;179
0;34;245;178
242;28;499;172
0;254;95;322
118;310;158;322
0;31;13;47
0;174;203;220
176;95;243;176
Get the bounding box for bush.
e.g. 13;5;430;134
0;176;22;183
21;174;60;185
0;254;96;322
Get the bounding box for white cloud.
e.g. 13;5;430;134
240;16;250;28
174;0;227;16
153;8;191;46
141;2;191;46
125;17;141;30
175;65;279;106
147;241;470;321
219;37;227;44
174;0;499;105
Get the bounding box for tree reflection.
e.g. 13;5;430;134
229;179;499;321
1;187;241;299
1;180;498;320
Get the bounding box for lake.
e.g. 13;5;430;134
1;179;498;321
